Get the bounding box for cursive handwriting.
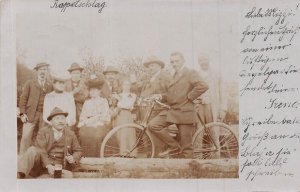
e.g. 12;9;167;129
245;6;298;25
240;3;300;181
242;53;288;70
240;78;298;96
242;114;300;133
50;0;107;13
241;24;300;43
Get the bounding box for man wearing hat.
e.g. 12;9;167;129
101;65;121;99
19;62;53;154
65;63;89;136
17;107;82;179
131;57;170;120
43;75;76;127
135;56;172;156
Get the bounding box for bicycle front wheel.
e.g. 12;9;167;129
100;123;155;158
192;122;238;159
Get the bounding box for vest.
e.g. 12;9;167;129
37;86;47;112
48;134;65;165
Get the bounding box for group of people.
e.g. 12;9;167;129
17;51;227;178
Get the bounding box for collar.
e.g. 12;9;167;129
150;70;161;82
91;95;101;100
38;77;46;84
174;65;185;76
199;68;211;80
52;127;63;135
177;65;185;73
175;64;185;74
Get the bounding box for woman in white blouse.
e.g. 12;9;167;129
78;78;110;157
114;79;137;157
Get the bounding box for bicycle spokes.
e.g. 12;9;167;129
193;123;238;159
101;124;155;158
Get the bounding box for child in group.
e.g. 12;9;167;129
113;79;137;157
78;77;110;157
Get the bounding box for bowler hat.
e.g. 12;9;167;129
143;56;165;68
47;107;68;121
34;62;49;70
103;66;119;75
68;63;84;73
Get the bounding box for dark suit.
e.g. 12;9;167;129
65;79;89;118
148;67;208;158
19;78;53;122
18;126;82;177
134;71;170;155
19;78;53;154
164;67;208;124
137;71;170;118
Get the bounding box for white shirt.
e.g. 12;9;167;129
43;91;76;126
38;77;46;87
79;96;110;128
198;69;212;103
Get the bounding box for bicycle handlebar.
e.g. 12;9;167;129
154;99;171;109
138;97;170;109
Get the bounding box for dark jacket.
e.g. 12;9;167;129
19;78;53;122
163;67;208;124
65;79;89;121
64;79;89;105
34;126;82;168
139;71;170;98
136;71;170;118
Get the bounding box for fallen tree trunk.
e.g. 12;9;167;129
73;158;239;178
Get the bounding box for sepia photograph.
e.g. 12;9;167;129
15;0;239;179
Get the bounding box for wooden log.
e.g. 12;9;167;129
73;158;239;178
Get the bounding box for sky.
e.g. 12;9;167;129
16;0;239;81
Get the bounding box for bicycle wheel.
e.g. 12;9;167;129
192;122;238;159
100;123;155;158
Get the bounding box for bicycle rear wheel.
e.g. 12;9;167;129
100;123;155;158
192;122;238;159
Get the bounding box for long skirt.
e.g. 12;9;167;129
114;109;137;156
79;125;109;157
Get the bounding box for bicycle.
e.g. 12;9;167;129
100;97;238;159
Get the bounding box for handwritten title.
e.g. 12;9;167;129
50;0;107;13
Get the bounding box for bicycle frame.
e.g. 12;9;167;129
102;98;237;159
134;99;221;154
119;99;157;157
